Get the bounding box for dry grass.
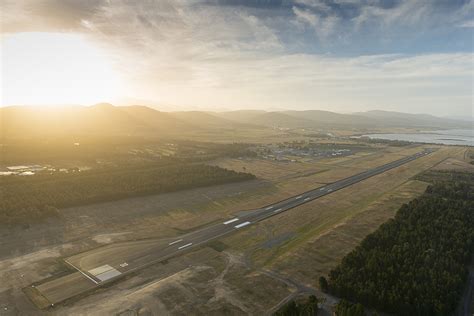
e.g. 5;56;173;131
48;248;291;315
272;180;429;287
4;142;469;315
219;145;462;274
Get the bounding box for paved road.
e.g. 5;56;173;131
63;149;433;286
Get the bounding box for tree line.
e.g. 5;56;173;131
325;171;474;315
274;295;366;316
0;163;255;226
274;295;320;316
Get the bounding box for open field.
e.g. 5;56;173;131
2;1;473;313
24;149;431;306
1;141;471;315
272;179;430;281
218;145;467;267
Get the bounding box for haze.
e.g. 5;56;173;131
1;0;473;117
2;1;474;315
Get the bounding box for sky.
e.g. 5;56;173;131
1;0;473;117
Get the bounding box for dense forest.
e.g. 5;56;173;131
0;137;256;165
356;137;411;147
333;300;365;316
327;171;474;315
274;295;320;316
0;163;255;225
174;141;257;161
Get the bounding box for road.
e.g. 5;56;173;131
34;149;433;305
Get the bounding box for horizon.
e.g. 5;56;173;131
1;2;474;314
2;102;473;119
2;1;473;117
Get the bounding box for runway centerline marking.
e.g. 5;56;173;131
234;221;251;229
55;150;432;299
178;243;193;250
168;239;183;245
223;218;239;225
295;195;303;199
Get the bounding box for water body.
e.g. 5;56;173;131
361;129;474;146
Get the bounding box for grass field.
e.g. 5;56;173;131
218;145;467;276
3;141;471;315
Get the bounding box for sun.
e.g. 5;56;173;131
1;32;122;106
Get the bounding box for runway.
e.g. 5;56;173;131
35;149;433;305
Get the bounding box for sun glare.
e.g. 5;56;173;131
1;32;122;106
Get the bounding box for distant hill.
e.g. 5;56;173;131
119;105;193;132
213;110;267;123
0;104;195;139
283;110;373;128
1;105;470;141
0;105;262;141
214;110;317;128
216;109;471;130
443;115;474;122
169;111;258;130
354;110;473;129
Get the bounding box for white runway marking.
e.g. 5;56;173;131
265;206;273;210
234;221;251;229
273;208;282;213
65;260;99;284
96;268;121;282
295;195;303;199
88;264;122;282
88;264;114;276
320;188;325;191
223;218;239;225
327;189;333;192
178;243;193;250
169;239;183;245
304;197;311;201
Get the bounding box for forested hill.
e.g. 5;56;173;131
2;105;471;141
326;171;474;315
215;109;472;130
0;104;254;140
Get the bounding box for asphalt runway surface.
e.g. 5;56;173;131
35;149;433;305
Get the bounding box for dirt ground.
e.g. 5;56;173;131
1;144;470;315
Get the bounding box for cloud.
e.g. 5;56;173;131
119;49;472;115
294;0;331;12
458;20;474;27
1;0;106;32
293;6;319;26
1;0;472;115
2;0;472;51
292;6;339;39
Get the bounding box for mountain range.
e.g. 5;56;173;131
1;104;471;140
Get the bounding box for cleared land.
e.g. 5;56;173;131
2;142;471;315
28;149;431;306
219;146;466;268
